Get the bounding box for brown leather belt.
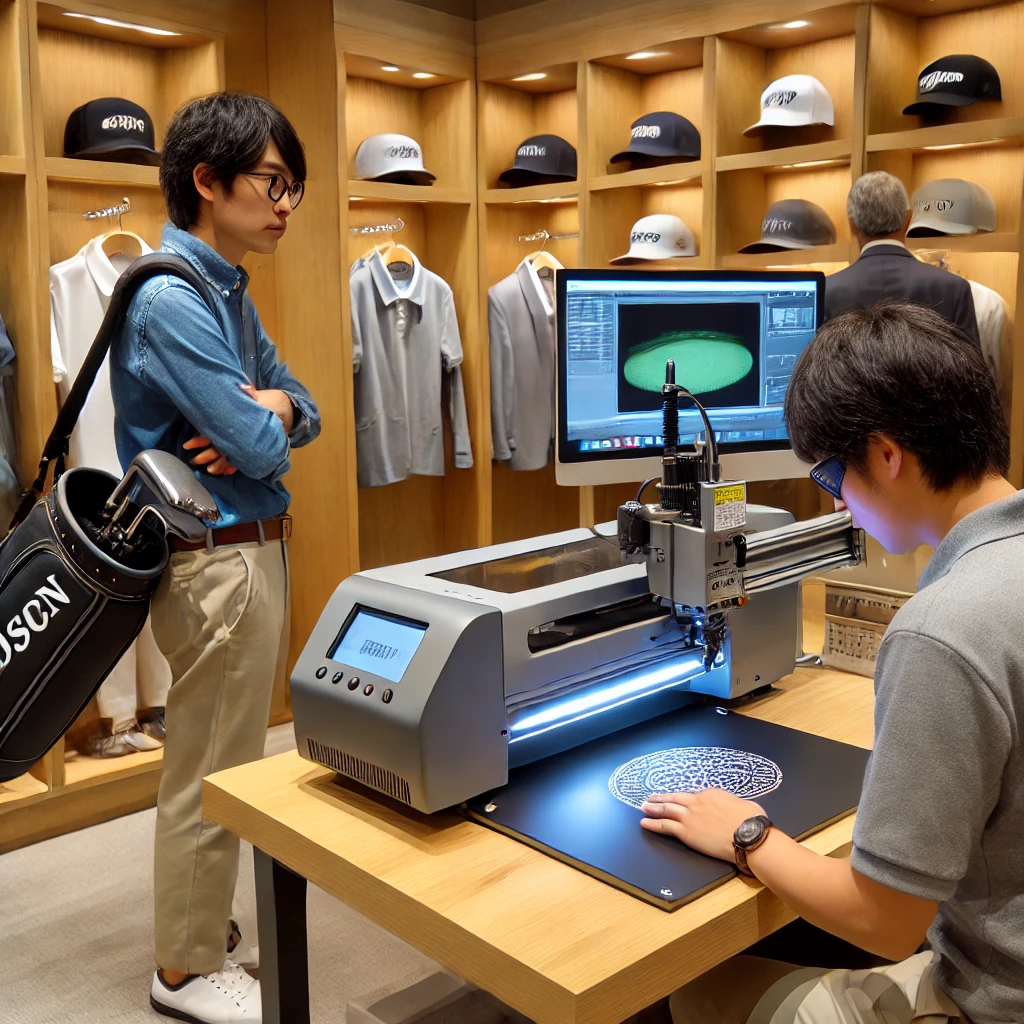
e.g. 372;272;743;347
169;514;292;553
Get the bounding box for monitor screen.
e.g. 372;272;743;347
328;607;427;684
555;269;825;487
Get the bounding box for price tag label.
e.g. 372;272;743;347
713;483;746;532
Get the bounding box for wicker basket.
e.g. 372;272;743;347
821;582;911;677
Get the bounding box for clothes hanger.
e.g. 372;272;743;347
361;240;395;260
384;244;416;267
99;230;146;260
527;250;562;274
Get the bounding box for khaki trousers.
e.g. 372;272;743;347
670;951;965;1024
151;539;288;974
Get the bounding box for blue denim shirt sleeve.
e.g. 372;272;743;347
135;282;292;482
250;299;322;449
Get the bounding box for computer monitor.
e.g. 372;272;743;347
555;269;826;487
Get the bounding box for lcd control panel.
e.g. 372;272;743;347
327;606;427;684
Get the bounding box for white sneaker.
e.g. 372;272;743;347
150;961;261;1023
227;919;259;971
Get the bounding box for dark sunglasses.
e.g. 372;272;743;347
810;455;846;500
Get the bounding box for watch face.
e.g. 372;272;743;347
736;817;764;845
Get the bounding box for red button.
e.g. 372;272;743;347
363;683;374;696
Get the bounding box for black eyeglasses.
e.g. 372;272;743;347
241;172;305;209
810;455;846;499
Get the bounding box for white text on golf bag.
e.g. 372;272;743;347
0;575;72;668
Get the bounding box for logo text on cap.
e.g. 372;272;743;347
764;90;798;108
386;144;420;159
631;231;662;244
919;70;965;92
631;125;662;139
915;199;954;213
101;115;146;132
518;144;547;157
762;217;794;234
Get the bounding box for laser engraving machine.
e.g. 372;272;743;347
292;270;864;813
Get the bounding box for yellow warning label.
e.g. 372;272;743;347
714;484;745;506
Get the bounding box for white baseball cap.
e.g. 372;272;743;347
354;133;435;185
907;178;996;236
744;75;835;135
610;214;697;264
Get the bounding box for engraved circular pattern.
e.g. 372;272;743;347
608;747;783;809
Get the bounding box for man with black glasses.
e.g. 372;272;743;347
109;92;319;1024
644;303;1022;1024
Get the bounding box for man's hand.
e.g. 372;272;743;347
240;383;294;433
641;789;766;862
183;434;238;476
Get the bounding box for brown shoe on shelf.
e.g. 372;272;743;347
83;719;164;757
136;706;167;742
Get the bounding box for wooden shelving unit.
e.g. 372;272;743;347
715;140;852;173
44;156;160;186
349;179;471;204
482;182;579;204
589;163;702;191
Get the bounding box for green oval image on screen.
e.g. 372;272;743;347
623;331;754;395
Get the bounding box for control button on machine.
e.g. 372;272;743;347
315;666;327;679
382;689;393;704
347;677;359;691
332;671;343;684
363;683;374;697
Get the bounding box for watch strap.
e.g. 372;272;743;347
734;815;773;877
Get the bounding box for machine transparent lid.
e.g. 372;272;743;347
429;536;622;594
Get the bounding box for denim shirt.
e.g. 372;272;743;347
109;224;321;527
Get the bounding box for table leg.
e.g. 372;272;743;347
254;847;310;1024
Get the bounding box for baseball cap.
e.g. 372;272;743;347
498;135;577;186
610;214;697;263
63;98;160;165
743;75;835;136
354;134;435;185
907;179;996;236
738;199;836;253
609;112;701;167
903;55;1001;116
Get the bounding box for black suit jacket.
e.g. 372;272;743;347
824;243;980;346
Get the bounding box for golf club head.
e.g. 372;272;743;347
107;450;220;533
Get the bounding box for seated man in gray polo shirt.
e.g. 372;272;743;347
642;303;1022;1024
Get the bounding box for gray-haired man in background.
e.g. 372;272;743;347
824;171;980;345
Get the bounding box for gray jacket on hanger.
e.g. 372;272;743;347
489;258;556;472
351;250;472;489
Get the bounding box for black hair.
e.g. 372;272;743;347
784;302;1008;491
159;92;306;229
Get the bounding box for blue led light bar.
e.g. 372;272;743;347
508;655;705;745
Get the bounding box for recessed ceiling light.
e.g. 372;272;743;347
412;72;436;79
63;11;180;35
512;72;547;82
381;65;400;72
625;51;667;60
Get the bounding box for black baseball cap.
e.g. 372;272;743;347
64;98;160;165
738;199;836;253
903;55;1001;116
609;111;701;167
498;134;576;186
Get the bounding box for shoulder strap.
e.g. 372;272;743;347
12;253;217;529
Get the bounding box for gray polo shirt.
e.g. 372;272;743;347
851;490;1024;1024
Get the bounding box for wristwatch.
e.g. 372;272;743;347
733;814;773;877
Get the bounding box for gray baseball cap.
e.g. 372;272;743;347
738;199;837;253
907;178;996;236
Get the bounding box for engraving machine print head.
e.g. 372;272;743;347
609;111;701;168
354;133;436;185
610;213;696;263
738;198;836;254
63;98;160;166
744;74;835;135
498;133;577;186
907;178;997;237
903;55;1001;117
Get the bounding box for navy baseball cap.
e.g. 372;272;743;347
738;199;836;253
903;55;1001;116
609;111;701;167
498;135;577;186
64;97;160;165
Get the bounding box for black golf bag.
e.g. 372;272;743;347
0;254;221;782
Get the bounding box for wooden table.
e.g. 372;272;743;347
204;642;874;1024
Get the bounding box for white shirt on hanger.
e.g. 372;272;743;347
49;234;170;729
968;279;1008;387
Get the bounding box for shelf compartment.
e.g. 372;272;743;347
715;140;851;173
0;155;26;176
62;747;163;790
589;162;702;191
349;180;471;204
344;70;474;195
906;232;1019;255
866;118;1024;155
483;182;578;204
0;773;49;807
719;243;851;269
45;156;159;186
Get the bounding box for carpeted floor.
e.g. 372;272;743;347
0;725;438;1024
